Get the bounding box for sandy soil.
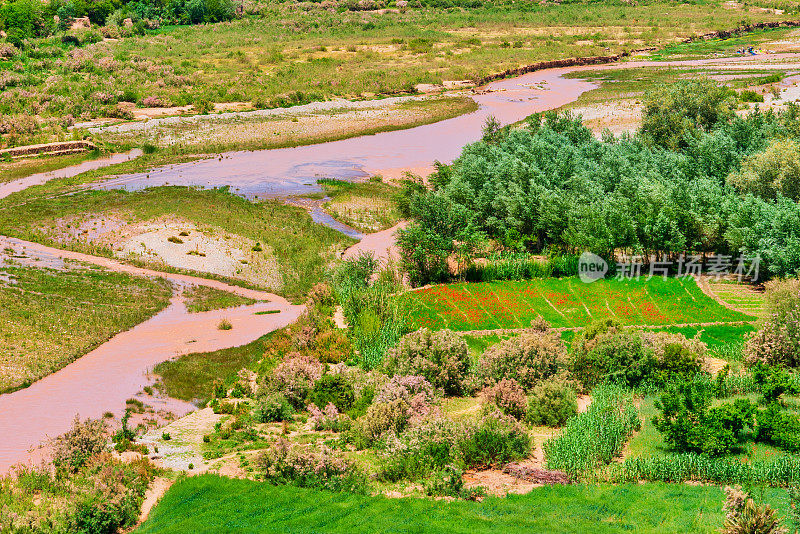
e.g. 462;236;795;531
50;215;283;289
138;407;223;471
137;477;174;525
569;100;642;136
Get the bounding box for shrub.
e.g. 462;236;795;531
382;411;529;480
193;98;214;114
526;378;578;427
544;384;639;478
481;378;527;420
721;485;787;534
381;416;464;480
570;325;654;389
423;464;485;500
653;378;755;456
351;375;437;446
382;328;469;395
351;399;409;446
217;318;232;330
254;438;366;493
52;416;107;473
308;403;350;432
745;280;800;368
266;353;323;408
756;404;800;453
458;409;531;469
308;374;355;412
478;331;567;390
254;393;294;423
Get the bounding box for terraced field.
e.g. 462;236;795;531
400;277;754;331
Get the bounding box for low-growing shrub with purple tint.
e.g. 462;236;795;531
266;353;323;408
481;378;527;420
382;328;469;395
478;331;567;390
351;375;439;446
254;438;366;493
308;402;351;432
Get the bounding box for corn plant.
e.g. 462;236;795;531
607;453;800;486
543;384;640;478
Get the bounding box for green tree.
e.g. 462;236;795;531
641;79;736;150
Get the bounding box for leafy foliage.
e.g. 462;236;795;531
526;378;579;427
382;328;469;395
653;378;755;456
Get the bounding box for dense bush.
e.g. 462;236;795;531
756;404;800;453
458;409;530;469
544;384;640;478
745;280;800;368
52;416;107;473
571;322;705;389
481;378;527;420
526;378;578;427
255;438;366;493
381;410;530;481
350;375;437;446
308;373;355;412
308;403;350;432
265;353;323;409
382;328;469;395
653;378;755;456
478;331;566;390
570;323;653;389
254;393;294;423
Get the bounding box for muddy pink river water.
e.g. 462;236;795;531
2;52;798;473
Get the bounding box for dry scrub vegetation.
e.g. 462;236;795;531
0;0;791;148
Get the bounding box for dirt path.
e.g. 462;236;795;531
137;477;174;526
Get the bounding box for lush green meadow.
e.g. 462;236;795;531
138;475;791;534
400;277;753;331
0;263;172;392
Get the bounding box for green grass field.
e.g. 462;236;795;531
137;475;792;534
182;285;256;314
0;264;172;393
401;277;753;331
153;334;276;405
